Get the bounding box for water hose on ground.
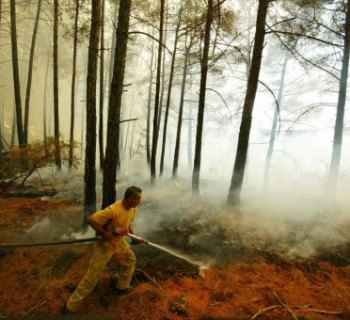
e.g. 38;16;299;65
0;233;208;276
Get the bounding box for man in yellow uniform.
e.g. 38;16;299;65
65;186;143;312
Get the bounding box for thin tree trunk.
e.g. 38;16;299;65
108;1;119;93
188;103;193;171
327;0;350;197
98;0;105;170
192;0;214;195
129;121;135;159
10;0;24;146
43;56;50;155
23;0;42;145
173;34;189;179
84;0;101;221
150;0;165;184
69;0;80;168
262;54;288;189
160;6;182;177
157;7;168;130
53;0;61;169
227;0;270;205
11;103;16;147
146;43;155;165
102;0;131;208
0;126;4;151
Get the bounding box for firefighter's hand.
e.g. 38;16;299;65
117;228;129;235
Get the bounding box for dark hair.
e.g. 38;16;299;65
124;186;142;199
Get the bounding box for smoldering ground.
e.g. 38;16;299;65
21;170;350;270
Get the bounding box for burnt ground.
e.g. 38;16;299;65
1;187;350;320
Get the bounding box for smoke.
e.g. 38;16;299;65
23;161;350;267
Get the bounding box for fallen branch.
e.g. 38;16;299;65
135;268;163;292
273;292;298;320
251;305;280;320
302;308;343;316
19;299;47;320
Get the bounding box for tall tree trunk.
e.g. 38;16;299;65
98;0;105;170
69;0;80;168
23;0;42;145
262;54;288;189
192;0;213;195
188;103;193;171
146;43;155;165
43;56;50;155
173;34;189;179
157;7;168;130
102;0;131;208
150;0;165;184
84;0;101;221
227;0;270;205
53;0;61;169
327;0;350;197
108;1;119;93
160;6;182;177
11;103;16;148
10;0;24;146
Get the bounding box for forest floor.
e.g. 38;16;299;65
1;184;350;320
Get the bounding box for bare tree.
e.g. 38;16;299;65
102;0;131;208
69;0;80;168
150;0;165;184
262;54;289;189
327;0;350;198
173;33;191;179
53;0;61;169
98;0;105;170
146;43;155;165
160;6;183;177
23;0;42;145
227;0;271;205
84;0;101;219
192;0;214;195
10;0;24;146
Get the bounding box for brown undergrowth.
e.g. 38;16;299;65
0;197;350;320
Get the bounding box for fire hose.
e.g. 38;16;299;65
0;232;207;273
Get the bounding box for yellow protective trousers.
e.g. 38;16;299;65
67;238;136;311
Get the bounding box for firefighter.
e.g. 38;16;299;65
65;186;143;313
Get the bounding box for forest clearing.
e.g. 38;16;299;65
1;0;350;319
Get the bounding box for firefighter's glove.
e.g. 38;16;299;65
118;229;129;235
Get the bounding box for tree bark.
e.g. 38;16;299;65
102;0;131;208
10;0;24;146
157;7;169;132
98;0;105;170
150;0;165;184
84;0;101;220
11;103;15;147
327;0;350;197
262;54;288;189
146;43;155;165
43;56;50;155
192;0;214;195
173;33;190;179
188;103;193;171
53;0;61;169
69;0;80;168
227;0;270;205
23;0;42;145
160;6;182;177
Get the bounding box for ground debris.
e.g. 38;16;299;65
169;294;189;317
